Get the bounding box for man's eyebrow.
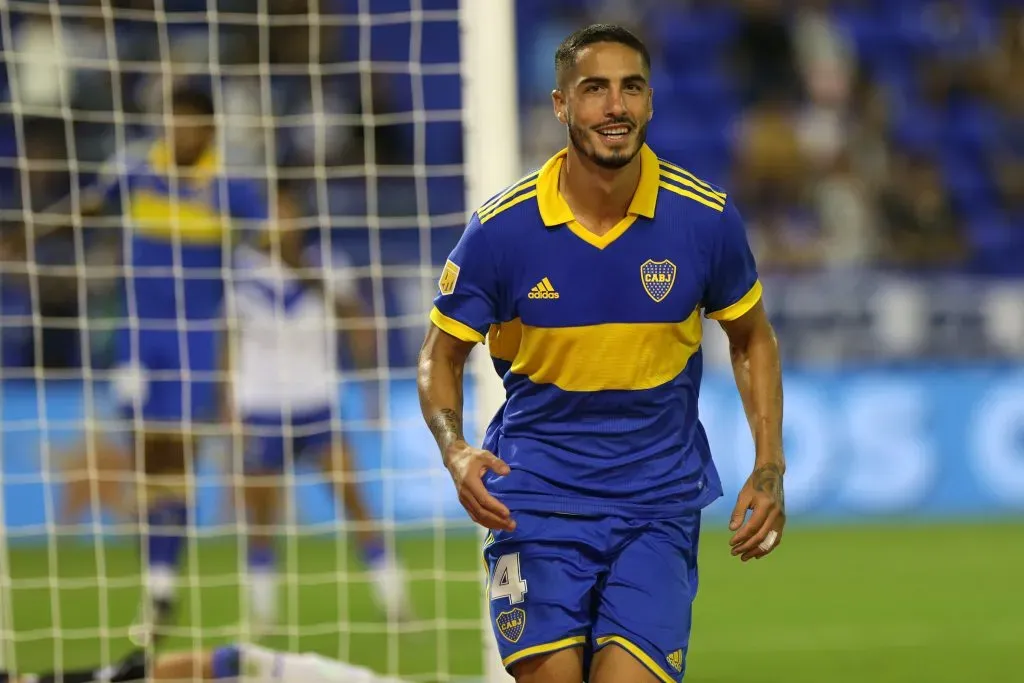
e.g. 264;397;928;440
576;74;648;87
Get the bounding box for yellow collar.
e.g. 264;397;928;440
148;139;219;183
536;144;659;227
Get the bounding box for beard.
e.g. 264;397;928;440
567;116;648;170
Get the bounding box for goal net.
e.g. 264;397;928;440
0;1;515;681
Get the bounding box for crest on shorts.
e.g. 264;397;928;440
641;259;676;303
666;648;685;673
438;259;460;295
496;607;526;643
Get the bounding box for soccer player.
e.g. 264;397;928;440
0;644;411;683
19;84;269;645
417;24;786;683
228;186;410;630
58;428;135;525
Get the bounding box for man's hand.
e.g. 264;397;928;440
444;439;515;532
729;462;786;561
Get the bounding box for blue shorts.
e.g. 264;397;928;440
112;326;220;425
483;511;701;682
242;407;335;473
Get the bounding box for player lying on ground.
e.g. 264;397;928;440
227;185;410;629
6;84;271;646
0;644;410;683
419;23;785;683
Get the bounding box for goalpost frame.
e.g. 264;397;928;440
458;1;520;681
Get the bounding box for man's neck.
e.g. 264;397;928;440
561;145;642;228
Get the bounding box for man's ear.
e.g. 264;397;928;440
552;89;567;124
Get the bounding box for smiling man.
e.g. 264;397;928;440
417;24;786;683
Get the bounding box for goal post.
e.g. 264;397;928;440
0;0;521;680
458;0;521;681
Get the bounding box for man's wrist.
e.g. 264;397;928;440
752;457;785;474
441;439;470;467
427;408;465;458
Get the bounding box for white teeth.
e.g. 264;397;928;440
601;127;629;136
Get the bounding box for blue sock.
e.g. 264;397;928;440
362;536;386;566
248;544;275;571
146;499;188;569
210;646;241;679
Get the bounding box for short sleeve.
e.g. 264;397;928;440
703;199;762;321
226;179;269;223
429;214;502;344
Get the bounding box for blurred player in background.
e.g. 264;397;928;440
58;429;136;525
419;24;785;683
227;185;410;631
0;644;411;683
9;84;270;645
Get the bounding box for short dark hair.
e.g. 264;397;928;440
554;24;651;87
170;85;215;117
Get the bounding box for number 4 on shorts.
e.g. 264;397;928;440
490;553;528;604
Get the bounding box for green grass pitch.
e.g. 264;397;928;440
4;521;1020;682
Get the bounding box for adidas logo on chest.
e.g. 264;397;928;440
528;277;560;300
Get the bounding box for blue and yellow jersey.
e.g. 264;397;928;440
104;140;267;321
430;145;761;518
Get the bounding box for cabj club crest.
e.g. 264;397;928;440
496;608;526;643
641;259;677;303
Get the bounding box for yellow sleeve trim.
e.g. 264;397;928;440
706;280;763;321
430;307;485;343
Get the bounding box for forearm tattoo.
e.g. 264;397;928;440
752;462;785;512
427;408;463;450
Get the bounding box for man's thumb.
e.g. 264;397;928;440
729;499;748;531
488;454;511;476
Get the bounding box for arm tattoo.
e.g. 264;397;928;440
752;462;785;512
427;408;463;451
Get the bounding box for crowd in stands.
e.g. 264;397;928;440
517;0;1024;277
1;0;1021;371
0;0;422;369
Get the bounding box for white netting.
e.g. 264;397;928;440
0;1;491;681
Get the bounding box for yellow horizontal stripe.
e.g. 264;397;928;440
488;319;522;363
706;280;763;321
595;635;676;683
511;311;702;392
479;172;540;215
479;189;538;224
659;170;725;206
658;182;725;213
658;159;725;198
502;635;587;669
429;307;485;344
130;189;227;243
